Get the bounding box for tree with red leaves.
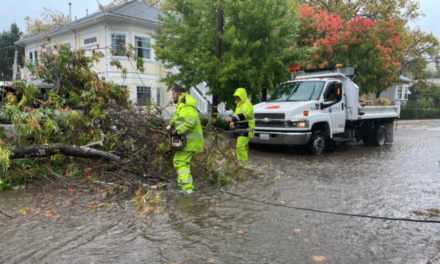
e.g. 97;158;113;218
296;4;403;96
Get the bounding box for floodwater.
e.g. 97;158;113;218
1;119;440;264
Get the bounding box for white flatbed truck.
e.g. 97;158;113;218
250;67;400;154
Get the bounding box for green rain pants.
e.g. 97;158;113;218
173;151;195;191
236;136;250;166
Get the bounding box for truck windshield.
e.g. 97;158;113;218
268;81;325;102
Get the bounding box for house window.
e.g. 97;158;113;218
111;34;126;56
28;50;38;65
156;87;161;106
137;86;151;106
397;86;402;100
83;35;98;46
134;35;150;59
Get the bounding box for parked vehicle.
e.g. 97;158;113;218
250;67;400;154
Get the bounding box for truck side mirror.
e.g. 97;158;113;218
320;102;324;110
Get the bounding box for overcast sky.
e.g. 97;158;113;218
0;0;114;32
0;0;439;38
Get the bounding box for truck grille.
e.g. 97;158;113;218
255;121;286;127
255;113;285;119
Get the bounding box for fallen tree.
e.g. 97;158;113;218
0;39;241;193
9;143;121;162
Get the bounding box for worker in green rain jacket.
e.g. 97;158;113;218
169;85;204;194
224;88;255;166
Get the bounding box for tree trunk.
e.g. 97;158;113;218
211;0;223;119
10;143;120;162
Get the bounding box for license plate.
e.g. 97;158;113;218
260;134;269;140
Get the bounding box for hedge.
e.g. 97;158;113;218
400;108;440;119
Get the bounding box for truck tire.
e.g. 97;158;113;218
306;130;326;155
371;126;386;146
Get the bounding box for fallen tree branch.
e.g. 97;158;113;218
10;143;120;162
0;209;13;219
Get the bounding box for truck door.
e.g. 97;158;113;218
323;81;346;134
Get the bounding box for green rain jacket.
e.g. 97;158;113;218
170;93;204;152
232;88;255;138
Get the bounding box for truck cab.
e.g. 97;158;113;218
250;67;399;154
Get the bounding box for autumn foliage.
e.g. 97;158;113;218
296;4;403;95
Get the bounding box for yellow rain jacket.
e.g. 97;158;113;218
170;92;204;192
232;88;255;138
231;88;254;166
169;93;204;152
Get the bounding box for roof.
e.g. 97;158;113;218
17;0;164;43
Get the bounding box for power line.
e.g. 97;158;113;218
0;44;23;51
221;189;440;224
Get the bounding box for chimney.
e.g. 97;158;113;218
86;9;88;16
69;3;72;22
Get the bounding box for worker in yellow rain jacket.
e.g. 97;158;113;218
169;85;204;194
224;88;255;166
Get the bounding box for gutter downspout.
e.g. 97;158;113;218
69;28;77;50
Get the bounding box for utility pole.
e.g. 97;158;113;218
12;49;18;81
211;0;223;120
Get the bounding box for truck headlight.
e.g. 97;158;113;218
297;122;306;128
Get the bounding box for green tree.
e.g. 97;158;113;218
0;23;24;80
153;0;309;105
399;28;440;81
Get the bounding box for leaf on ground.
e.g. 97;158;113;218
294;229;301;233
140;207;150;216
45;209;54;217
213;226;220;229
274;175;281;180
68;188;75;196
237;230;245;234
312;256;326;262
207;258;214;263
149;192;162;203
23;206;32;215
304;238;311;243
168;262;183;264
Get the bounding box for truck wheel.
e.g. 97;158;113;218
372;126;386;146
307;131;326;155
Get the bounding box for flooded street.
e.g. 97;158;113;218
1;119;440;264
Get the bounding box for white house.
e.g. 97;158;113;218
15;0;223;116
365;75;412;103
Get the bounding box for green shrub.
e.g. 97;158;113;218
402;98;435;109
400;108;440;119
